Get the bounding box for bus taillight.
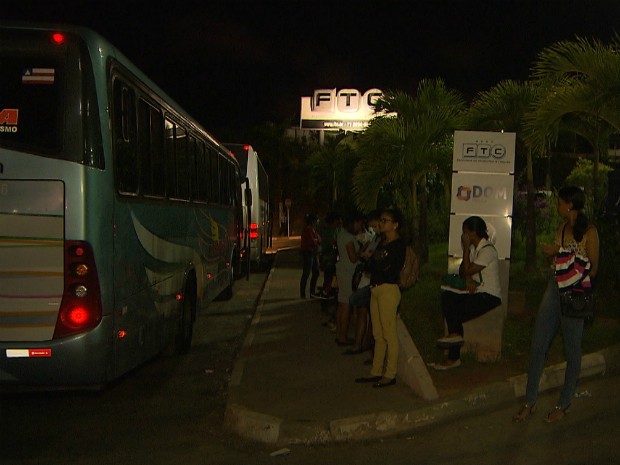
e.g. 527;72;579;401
53;241;103;339
249;223;259;239
51;32;66;45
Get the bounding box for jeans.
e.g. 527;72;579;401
300;251;319;297
525;273;584;409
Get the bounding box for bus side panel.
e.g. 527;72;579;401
111;198;236;375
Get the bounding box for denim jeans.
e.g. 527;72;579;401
300;251;319;297
525;273;585;409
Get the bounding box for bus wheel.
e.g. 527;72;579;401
175;279;196;355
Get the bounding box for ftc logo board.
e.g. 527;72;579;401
452;130;516;174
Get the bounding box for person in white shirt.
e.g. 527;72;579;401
435;216;501;370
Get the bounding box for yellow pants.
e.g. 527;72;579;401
369;283;401;379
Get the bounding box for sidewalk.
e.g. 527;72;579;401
224;247;620;445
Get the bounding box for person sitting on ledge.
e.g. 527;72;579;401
435;216;501;370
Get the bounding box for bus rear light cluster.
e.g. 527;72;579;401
53;241;103;339
249;223;259;240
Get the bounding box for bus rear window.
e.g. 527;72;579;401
0;55;63;154
0;29;102;166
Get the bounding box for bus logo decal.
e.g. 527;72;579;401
0;109;18;133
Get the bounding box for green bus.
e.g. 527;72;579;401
0;23;243;388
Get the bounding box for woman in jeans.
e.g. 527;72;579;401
513;186;599;423
299;213;321;299
355;209;406;388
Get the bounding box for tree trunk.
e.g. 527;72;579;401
419;174;429;262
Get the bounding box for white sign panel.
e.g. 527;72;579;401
450;172;515;216
452;130;516;173
300;88;383;130
448;214;513;259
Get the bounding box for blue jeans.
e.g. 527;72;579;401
525;273;585;409
300;251;319;297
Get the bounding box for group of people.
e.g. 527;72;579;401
300;208;407;388
298;185;599;422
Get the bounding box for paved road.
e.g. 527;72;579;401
0;266;272;465
2;237;618;465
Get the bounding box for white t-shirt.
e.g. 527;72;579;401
471;238;501;299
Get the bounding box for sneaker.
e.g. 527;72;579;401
433;359;461;371
310;292;328;300
437;335;464;345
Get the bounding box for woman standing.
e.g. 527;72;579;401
334;212;364;345
299;213;321;299
355;209;406;388
435;216;502;370
513;186;599;423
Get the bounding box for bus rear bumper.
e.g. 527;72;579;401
0;317;113;389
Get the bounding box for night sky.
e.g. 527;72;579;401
5;0;620;139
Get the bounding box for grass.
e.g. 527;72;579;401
399;240;620;385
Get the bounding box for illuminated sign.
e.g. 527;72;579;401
451;172;514;216
300;88;383;130
452;130;515;173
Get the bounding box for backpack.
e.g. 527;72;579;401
399;245;420;289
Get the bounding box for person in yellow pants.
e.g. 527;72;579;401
355;209;406;388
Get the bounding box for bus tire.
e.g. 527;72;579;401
174;276;196;355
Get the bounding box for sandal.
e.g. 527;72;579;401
512;403;536;423
544;405;569;423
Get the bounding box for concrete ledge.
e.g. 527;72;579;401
462;304;505;362
397;315;439;400
224;403;282;444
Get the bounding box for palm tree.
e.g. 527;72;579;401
526;36;620;214
353;80;465;259
306;132;358;213
465;80;540;271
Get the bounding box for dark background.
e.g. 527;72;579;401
4;0;620;139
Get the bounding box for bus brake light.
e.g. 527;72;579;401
62;306;90;329
51;33;66;45
249;223;259;239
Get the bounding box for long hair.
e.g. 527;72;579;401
463;216;489;240
559;186;588;242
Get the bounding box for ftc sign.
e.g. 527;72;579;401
300;88;383;131
462;143;506;159
312;89;382;113
452;130;515;174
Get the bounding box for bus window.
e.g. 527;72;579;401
113;80;138;195
136;98;164;197
165;118;177;199
176;125;189;200
208;146;219;204
194;140;208;202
